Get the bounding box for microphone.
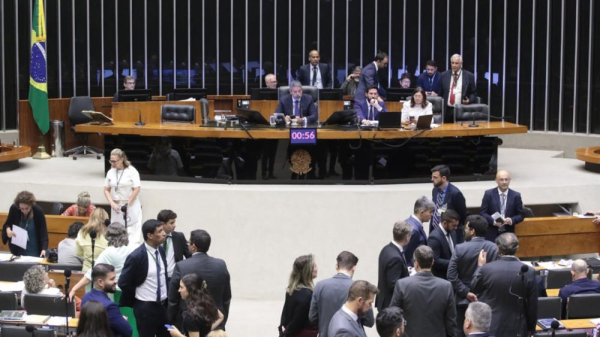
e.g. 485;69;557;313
90;230;97;269
25;325;36;336
64;269;72;292
519;264;529;276
89;231;97;240
113;104;145;126
121;204;128;213
104;219;111;226
550;320;559;337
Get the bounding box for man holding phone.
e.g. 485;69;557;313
417;60;442;96
479;170;525;242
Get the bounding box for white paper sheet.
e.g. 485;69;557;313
10;226;28;250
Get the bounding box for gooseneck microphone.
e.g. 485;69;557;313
104;219;111;226
64;270;72;334
121;204;129;228
550;320;560;337
110;104;145;126
25;325;36;337
89;230;97;268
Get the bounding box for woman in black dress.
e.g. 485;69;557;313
2;191;48;257
278;254;318;337
167;274;224;337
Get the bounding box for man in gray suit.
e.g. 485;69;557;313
328;280;379;337
309;251;374;337
389;245;457;337
447;215;498;337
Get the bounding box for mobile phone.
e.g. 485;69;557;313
165;324;173;330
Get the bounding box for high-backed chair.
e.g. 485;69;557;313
546;269;573;289
63;96;102;160
0;292;18;311
453;104;490;123
566;293;600;318
0;262;34;282
278;85;319;102
23;294;76;317
427;96;444;124
161;104;196;124
533;331;588;337
50;202;64;215
537;297;562;319
0;326;56;337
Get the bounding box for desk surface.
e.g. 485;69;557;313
535;318;598;331
76;121;527;139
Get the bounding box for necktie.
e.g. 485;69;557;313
446;232;455;254
357;317;364;332
368;105;373;120
294;100;300;117
432;190;443;229
163;235;171;255
449;72;458;105
500;193;506;215
155;250;162;303
312;66;318;86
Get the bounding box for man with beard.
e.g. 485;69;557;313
82;263;133;337
328;280;379;337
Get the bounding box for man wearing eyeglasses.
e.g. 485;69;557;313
479;170;525;242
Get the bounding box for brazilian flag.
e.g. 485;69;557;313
29;0;49;135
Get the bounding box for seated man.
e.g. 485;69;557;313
399;72;412;89
558;259;600;317
113;76;136;102
355;85;388;126
274;80;318;125
57;221;84;266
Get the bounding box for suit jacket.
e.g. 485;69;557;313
328;308;367;337
403;216;428;267
354;62;379;101
297;63;332;88
168;252;231;330
118;243;168;308
447;237;499;305
440;69;477;105
432;183;468;243
471;257;538;337
82;288;133;337
309;273;374;337
416;72;442;95
353;99;388;121
376;243;409;312
558;278;600;318
479;188;524;242
2;204;49;256
274;94;318;124
389;271;457;337
169;231;191;263
428;227;458;279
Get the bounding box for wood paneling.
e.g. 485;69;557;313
112;101;202;124
0;145;31;162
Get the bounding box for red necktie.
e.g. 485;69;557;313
449;72;458;105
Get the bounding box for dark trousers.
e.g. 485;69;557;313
455;304;467;337
445;106;455;123
133;300;169;337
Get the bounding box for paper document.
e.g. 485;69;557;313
10;226;28;250
537;261;564;270
16;256;44;263
590;318;600;324
46;316;72;326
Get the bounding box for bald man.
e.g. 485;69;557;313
558;259;600;318
479;170;524;242
296;50;332;88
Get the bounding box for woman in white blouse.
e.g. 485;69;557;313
401;87;433;124
104;148;142;246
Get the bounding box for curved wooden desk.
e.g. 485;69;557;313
0;145;31;171
576;146;600;173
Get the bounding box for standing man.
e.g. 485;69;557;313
417;60;442;96
309;251;374;337
168;229;231;330
354;86;388;125
403;196;435;267
447;215;499;337
389;245;457;337
354;51;389;102
156;210;191;284
431;164;467;243
558;259;600;317
440;54;477;123
463;302;493;337
82;263;133;337
376;221;412;312
328;280;379;337
297;50;332;88
275;80;318;125
471;233;538;337
264;73;278;89
480;170;525;242
428;209;460;279
118;219;169;337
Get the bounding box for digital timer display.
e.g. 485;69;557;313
289;128;317;145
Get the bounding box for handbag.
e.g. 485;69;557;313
46;248;59;263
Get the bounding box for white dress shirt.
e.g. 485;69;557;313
164;234;176;278
135;243;167;302
310;65;323;89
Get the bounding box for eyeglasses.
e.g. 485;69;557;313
109;159;121;164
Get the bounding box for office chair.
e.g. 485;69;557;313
453;104;490;123
537;297;562;319
566;293;600;319
63;96;102;160
160;105;196;124
426;96;444;124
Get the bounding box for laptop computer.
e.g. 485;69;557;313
378;112;401;129
415;114;434;130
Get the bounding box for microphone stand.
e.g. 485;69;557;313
64;269;72;336
121;205;129;229
112;104;145;126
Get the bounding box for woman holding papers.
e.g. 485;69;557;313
1;191;48;257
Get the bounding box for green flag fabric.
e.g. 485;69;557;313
29;0;49;135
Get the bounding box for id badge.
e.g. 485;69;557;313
437;204;447;216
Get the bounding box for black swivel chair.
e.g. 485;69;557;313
453;104;490;123
160;105;196;124
533;331;588;337
0;326;56;337
565;293;600;319
50;202;64;215
23;294;76;317
537;297;562;319
546;269;574;289
278;85;319;102
426;96;444;124
63;96;102;160
0;292;18;311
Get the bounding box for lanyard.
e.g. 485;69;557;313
164;236;170;255
115;169;125;190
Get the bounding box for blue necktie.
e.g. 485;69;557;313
155;250;162;303
433;190;443;229
294;100;300;117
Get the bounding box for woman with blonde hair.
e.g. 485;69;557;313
104;148;142;246
62;191;96;216
278;254;318;337
76;208;109;272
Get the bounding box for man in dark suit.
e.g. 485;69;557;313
479;170;524;242
558;259;600;317
376;221;412;312
118;219;169;337
376;307;405;337
156;210;191;283
168;229;231;330
471;233;538;337
463;302;493;337
428;209;459;279
82;263;133;337
296;50;332;88
275;80;318;125
431;164;467;243
447;215;499;337
440;54;477;123
354;86;388;125
389;245;457;337
309;251;374;337
417;60;442;96
354;51;389;102
404;196;435;267
328;280;379;337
